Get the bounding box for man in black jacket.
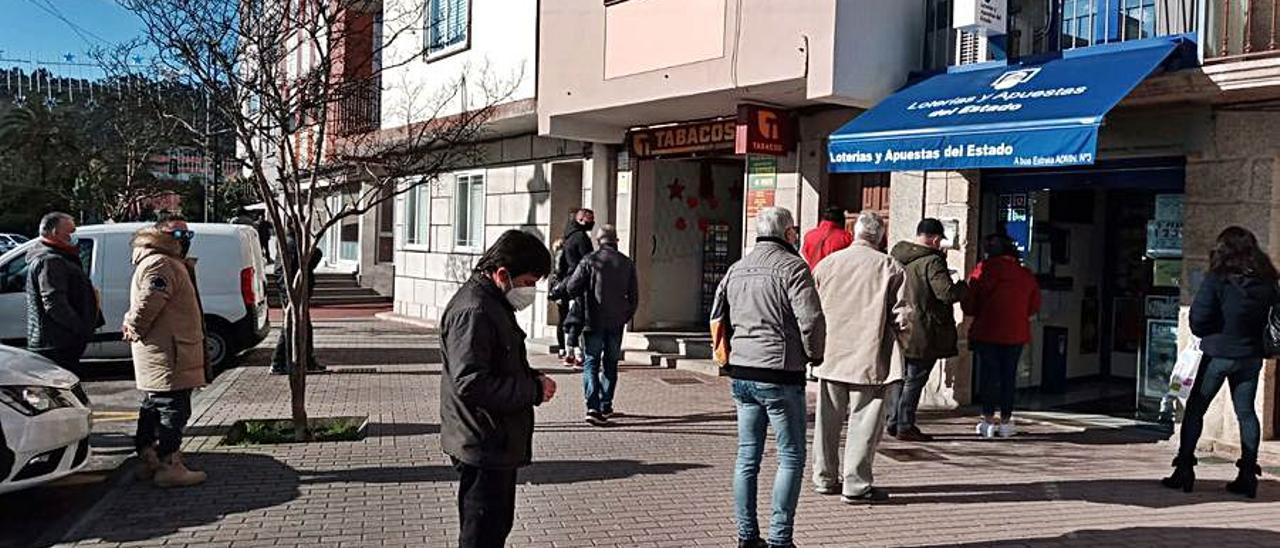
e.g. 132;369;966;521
552;225;637;426
26;212;103;368
555;208;595;367
441;230;558;548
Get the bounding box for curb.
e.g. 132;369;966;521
52;366;247;546
374;311;438;330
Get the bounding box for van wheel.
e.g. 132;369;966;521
205;326;232;371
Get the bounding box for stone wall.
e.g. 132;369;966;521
889;170;982;409
1180;110;1280;455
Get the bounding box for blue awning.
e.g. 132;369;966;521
828;35;1198;173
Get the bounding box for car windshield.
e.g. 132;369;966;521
12;235;28;243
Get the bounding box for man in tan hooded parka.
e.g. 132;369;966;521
123;215;207;487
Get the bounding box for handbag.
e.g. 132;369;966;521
1167;337;1203;403
1265;289;1280;357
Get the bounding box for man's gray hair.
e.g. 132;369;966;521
853;211;885;245
755;207;794;240
39;212;73;237
596;224;619;245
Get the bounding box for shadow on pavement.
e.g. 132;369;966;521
301;459;710;486
907;527;1280;547
318;347;442;366
886;478;1280;507
59;452;300;544
365;422;440;437
927;424;1172;446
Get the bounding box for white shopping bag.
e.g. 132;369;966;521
1167;337;1204;403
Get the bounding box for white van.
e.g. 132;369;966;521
0;223;270;369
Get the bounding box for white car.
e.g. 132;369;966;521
0;345;92;494
0;234;28;255
0;223;271;369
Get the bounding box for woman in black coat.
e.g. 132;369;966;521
1163;226;1279;498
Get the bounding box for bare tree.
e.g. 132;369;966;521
116;0;519;439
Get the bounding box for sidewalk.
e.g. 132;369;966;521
55;319;1280;547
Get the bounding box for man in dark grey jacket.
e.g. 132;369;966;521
710;207;825;548
552;225;638;426
26;212;102;368
441;230;557;548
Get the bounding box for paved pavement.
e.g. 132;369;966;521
39;319;1280;547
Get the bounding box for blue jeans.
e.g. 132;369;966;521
583;329;623;413
1178;357;1264;463
732;379;806;545
975;342;1023;420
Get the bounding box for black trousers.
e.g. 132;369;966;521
453;458;517;548
271;317;317;372
34;345;84;370
135;389;192;458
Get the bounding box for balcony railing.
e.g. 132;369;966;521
332;78;381;137
1206;0;1280;60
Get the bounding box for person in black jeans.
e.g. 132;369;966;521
1163;226;1279;498
271;232;325;374
441;230;557;548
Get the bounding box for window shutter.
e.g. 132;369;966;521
452;0;468;45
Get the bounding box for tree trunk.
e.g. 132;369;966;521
287;266;313;442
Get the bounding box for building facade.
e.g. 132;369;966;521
832;0;1280;461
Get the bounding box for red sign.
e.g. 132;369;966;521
735;104;794;156
629;119;737;159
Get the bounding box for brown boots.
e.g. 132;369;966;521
138;447;207;488
135;446;162;481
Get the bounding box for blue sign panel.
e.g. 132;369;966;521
828;35;1196;173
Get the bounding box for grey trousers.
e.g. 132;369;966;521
813;379;887;497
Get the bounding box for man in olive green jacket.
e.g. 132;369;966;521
886;218;966;442
123;216;207;488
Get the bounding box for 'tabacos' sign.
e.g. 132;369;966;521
828;36;1196;173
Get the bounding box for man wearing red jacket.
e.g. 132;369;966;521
802;207;853;270
962;233;1041;439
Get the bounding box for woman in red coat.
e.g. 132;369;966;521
962;234;1041;439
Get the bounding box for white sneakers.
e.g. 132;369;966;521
976;419;997;438
997;419;1017;438
976;418;1017;439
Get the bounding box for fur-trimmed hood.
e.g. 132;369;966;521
130;227;183;265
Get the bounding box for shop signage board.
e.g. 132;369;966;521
735;104;794;156
629;119;736;159
998;193;1031;256
827;36;1195;172
954;0;1007;36
1146;219;1182;258
746;155;777;219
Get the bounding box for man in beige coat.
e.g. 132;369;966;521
811;211;911;504
123;215;207;487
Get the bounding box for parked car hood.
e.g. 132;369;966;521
0;346;80;389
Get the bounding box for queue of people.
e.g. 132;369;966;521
21;207;1277;548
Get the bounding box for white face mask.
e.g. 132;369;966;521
505;286;537;311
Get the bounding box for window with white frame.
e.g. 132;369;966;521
425;0;469;56
453;173;484;251
405;185;429;246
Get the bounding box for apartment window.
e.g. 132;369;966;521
425;0;469;57
405;185;429;246
453;173;485;251
1062;0;1096;48
1118;0;1156;41
923;0;954;71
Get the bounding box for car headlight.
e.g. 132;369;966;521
0;386;77;416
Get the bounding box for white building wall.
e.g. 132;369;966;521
380;0;538;127
393;134;584;336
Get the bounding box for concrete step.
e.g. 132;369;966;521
677;337;713;359
527;337;561;355
270;294;392;307
672;357;725;377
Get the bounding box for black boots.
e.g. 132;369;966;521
1226;459;1262;499
1161;456;1197;493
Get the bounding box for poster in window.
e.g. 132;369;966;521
1143;319;1179;399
